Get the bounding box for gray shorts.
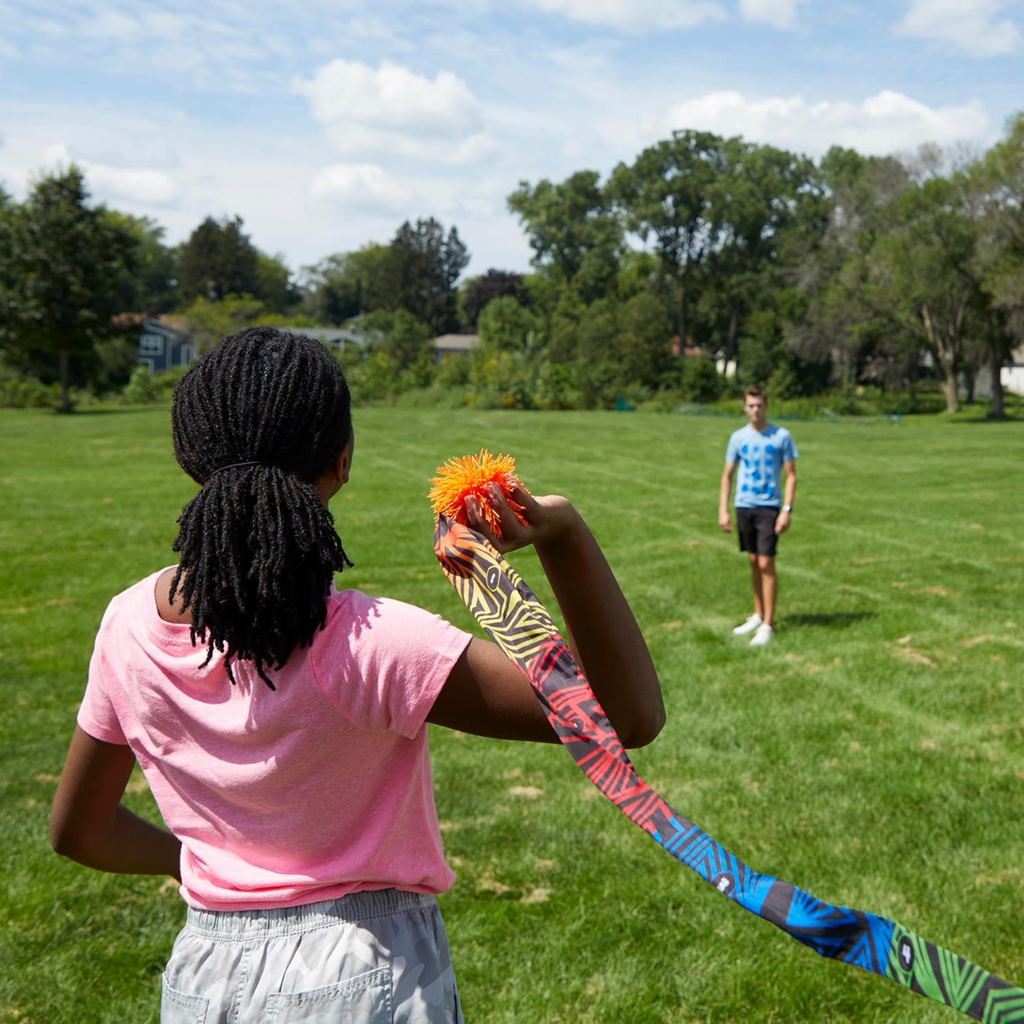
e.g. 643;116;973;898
161;889;463;1023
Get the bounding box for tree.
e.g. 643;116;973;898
0;167;137;412
255;251;297;314
508;171;623;303
477;295;541;352
0;188;17;349
378;218;469;334
873;175;985;413
614;292;673;388
573;299;621;408
359;308;434;371
705;140;825;369
181;294;272;354
971;113;1024;418
176;215;260;303
299;244;392;325
609;131;727;345
460;270;528;329
787;149;916;389
680;355;724;403
100;211;179;315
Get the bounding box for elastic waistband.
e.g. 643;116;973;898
184;889;437;939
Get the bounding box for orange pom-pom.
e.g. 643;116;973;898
428;449;530;538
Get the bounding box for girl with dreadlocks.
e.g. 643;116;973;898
50;326;664;1022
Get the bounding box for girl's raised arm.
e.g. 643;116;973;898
427;486;665;749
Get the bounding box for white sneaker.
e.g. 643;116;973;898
732;614;763;636
749;623;774;647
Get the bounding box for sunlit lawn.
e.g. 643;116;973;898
1;404;1022;1022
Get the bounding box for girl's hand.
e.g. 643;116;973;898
465;483;580;554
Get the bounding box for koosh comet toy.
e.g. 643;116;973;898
428;451;1024;1023
428;449;530;539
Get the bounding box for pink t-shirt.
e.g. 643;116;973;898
77;568;472;911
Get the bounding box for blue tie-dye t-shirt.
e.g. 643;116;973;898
726;423;798;509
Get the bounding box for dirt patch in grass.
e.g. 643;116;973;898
508;786;544;799
520;888;552;904
893;647;936;668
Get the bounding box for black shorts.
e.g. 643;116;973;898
736;507;779;557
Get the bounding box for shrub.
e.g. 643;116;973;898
638;388;683;413
680;357;725;403
155;365;189;400
437;354;471;388
766;363;802;401
0;375;61;409
122;365;161;404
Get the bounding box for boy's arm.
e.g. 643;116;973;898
718;463;736;531
775;460;797;535
429;488;665;749
50;726;182;879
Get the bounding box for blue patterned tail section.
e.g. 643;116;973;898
435;515;1024;1021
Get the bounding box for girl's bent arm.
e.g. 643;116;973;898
50;726;182;880
427;488;665;749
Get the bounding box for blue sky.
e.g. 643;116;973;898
1;0;1021;277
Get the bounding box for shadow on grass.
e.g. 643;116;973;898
69;406;166;416
950;416;1024;425
784;612;876;628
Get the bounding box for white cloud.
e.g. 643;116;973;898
39;141;181;206
309;163;411;211
518;0;727;31
85;164;181;206
82;7;141;40
644;89;988;156
738;0;807;31
895;0;1020;56
293;58;496;163
546;39;623;100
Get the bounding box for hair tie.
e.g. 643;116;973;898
206;461;263;479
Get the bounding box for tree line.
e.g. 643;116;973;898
1;112;1022;414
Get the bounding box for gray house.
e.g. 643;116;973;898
137;319;195;374
433;334;478;360
296;327;366;353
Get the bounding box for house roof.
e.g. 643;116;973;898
143;317;192;345
434;334;479;351
299;327;366;346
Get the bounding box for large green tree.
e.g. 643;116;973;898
299;244;392;325
508;171;623;303
788;149;916;389
175;215;260;304
705;140;825;373
0;167;137;411
609;131;727;345
379;218;469;334
873;174;985;412
100;211;179;315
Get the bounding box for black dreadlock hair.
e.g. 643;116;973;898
169;326;353;689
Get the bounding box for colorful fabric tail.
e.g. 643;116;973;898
434;515;1024;1022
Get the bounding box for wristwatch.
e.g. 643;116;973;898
782;505;793;513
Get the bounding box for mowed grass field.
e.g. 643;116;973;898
1;405;1022;1024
